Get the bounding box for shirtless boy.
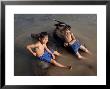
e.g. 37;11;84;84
27;32;72;69
61;27;91;60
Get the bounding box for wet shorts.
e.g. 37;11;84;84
37;49;54;63
69;40;81;54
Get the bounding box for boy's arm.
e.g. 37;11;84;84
64;42;69;47
44;45;55;59
71;33;76;40
44;45;53;54
26;43;38;56
69;33;76;45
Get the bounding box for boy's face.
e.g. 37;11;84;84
41;35;48;44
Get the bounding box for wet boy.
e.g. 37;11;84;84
27;32;72;69
61;27;91;60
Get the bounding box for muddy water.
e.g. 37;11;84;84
14;14;97;76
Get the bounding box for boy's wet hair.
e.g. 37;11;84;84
31;32;48;40
64;25;71;31
60;25;71;32
39;32;48;39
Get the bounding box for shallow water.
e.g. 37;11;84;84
14;14;97;76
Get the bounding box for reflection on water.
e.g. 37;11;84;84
14;14;97;76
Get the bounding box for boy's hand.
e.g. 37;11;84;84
69;39;76;45
64;43;69;47
52;54;55;59
33;52;36;56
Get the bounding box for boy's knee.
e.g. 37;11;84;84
77;55;81;59
83;48;88;52
76;54;81;59
50;59;55;63
54;51;58;54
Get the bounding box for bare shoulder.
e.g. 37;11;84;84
35;41;41;46
27;43;36;49
70;32;74;35
70;31;73;34
70;31;76;39
35;41;40;44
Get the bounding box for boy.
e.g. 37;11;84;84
27;32;72;69
61;27;91;60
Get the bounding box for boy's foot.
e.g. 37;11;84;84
53;51;63;57
66;65;72;70
83;44;92;55
86;50;92;55
78;56;87;60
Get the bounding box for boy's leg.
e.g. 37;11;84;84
53;51;62;56
50;59;72;69
76;51;87;60
80;45;91;54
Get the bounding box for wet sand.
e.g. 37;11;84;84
14;14;97;76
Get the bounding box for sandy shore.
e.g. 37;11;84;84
14;14;97;76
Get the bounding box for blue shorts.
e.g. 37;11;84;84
37;49;54;63
69;40;81;54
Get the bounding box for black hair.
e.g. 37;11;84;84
31;33;40;39
63;25;71;31
55;23;66;30
31;32;48;40
39;32;48;39
60;25;71;33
